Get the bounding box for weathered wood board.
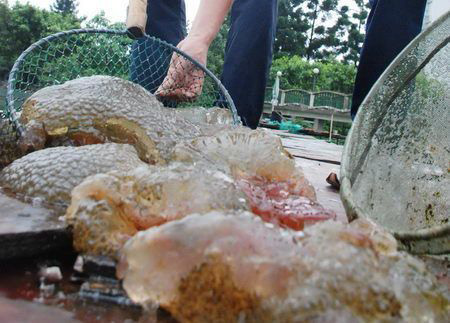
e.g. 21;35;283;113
275;130;343;164
0;192;71;259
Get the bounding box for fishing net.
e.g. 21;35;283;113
341;12;450;255
5;29;239;135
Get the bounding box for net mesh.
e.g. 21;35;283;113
4;29;238;133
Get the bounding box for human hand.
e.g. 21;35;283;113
155;36;209;102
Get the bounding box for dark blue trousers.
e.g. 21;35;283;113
351;0;427;118
131;0;278;128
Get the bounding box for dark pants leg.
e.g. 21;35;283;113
219;0;278;128
351;0;427;118
130;0;186;95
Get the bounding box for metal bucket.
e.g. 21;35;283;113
341;12;449;255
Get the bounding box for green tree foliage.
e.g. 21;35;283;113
342;0;369;64
19;13;131;90
303;0;339;60
315;5;351;61
85;11;125;29
270;55;356;93
317;0;369;64
51;0;78;15
0;3;81;79
275;0;368;64
274;0;309;58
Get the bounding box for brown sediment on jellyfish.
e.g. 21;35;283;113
119;213;449;322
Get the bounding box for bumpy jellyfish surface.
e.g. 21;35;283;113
0;143;146;207
172;128;315;197
65;164;249;258
171;128;336;229
119;213;449;323
19;76;204;163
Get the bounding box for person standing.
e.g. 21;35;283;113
351;0;427;118
127;0;278;129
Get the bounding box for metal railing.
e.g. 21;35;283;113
265;87;352;111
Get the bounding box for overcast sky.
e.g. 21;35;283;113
17;0;450;25
17;0;200;23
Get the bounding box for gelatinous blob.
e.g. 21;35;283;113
237;175;336;230
173;107;234;126
172;127;316;200
267;220;449;322
66;164;249;258
19;76;203;162
118;211;297;322
0;143;146;206
119;213;449;322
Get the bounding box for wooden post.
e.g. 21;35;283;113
309;93;315;108
343;96;349;110
314;119;324;132
329;112;334;141
280;91;286;105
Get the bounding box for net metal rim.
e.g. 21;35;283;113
340;11;450;255
6;28;240;136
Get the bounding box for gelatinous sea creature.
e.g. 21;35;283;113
65;157;332;258
237;175;335;230
19;76;203;163
65;164;249;258
0;143;146;206
173;107;234;126
118;211;297;322
172;127;316;200
119;212;449;322
63;128;333;258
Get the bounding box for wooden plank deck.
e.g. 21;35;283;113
278;132;342;164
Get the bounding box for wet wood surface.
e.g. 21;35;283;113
277;131;343;164
0;192;71;260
